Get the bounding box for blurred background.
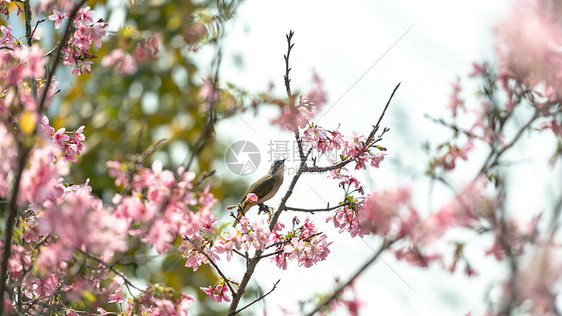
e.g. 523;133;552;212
23;0;562;314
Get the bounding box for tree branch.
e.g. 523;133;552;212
78;250;143;295
37;0;87;118
302;83;398;173
183;237;237;296
305;238;396;316
479;110;539;175
283;30;295;100
0;1;86;313
234;280;280;315
284;204;343;213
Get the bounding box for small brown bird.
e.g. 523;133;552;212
233;159;285;226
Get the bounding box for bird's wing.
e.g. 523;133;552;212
242;174;275;202
234;174;277;227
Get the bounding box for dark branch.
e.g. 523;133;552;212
283;30;295;100
305;238;396;316
37;0;88;119
234;280;280;315
183;237;236;296
284;204;343;213
302;83;398;173
78;250;143;295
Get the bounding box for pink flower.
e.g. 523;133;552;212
108;288;125;303
101;49;138;74
49;9;67;29
70;60;93;75
134;33;162;62
272;106;309;132
370;152;386;168
66;310;79;316
327;205;369;238
201;283;230;303
447;76;465;118
394;247;441;268
277;220;332;268
284;238;306;259
303;124;332;153
198;78;220;111
245;193;258;203
359;187;411;236
75;6;95;25
495;0;562;97
184;23;207;51
469;61;488;77
305;72;328;111
0;25;13;48
52;128;69;147
106;160;128;187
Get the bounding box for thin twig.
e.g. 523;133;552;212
78;250;143;295
284;204;343;213
232;249;248;261
183;237;236;296
118;137;167;196
479;111;539;174
264;232;323;252
258;250;283;259
372;82;400;138
302;129;388;173
192;169;217;189
184;49;221;171
37;0;87;118
424;114;485;141
234;280;280;315
302;83;398;173
283;30;295;100
305;238;396;316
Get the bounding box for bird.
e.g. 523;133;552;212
232;159;285;226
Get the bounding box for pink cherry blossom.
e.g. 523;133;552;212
359;187;412;236
201;282;231;303
272;105;309;131
101;49;138;74
245;193;258;203
495;0;562;97
48;9;67;29
447;76;465;118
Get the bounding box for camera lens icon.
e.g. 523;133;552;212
225;140;261;175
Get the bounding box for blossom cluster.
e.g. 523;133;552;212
435;0;562;176
0;26;49;116
301;122;388;239
49;6;108;75
40;116;85;162
0;117;85;207
119;284;195;316
101;31;162;75
181;215;332;301
107;160;218;254
327;177;541;283
201;280;230;303
272;217;332;269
